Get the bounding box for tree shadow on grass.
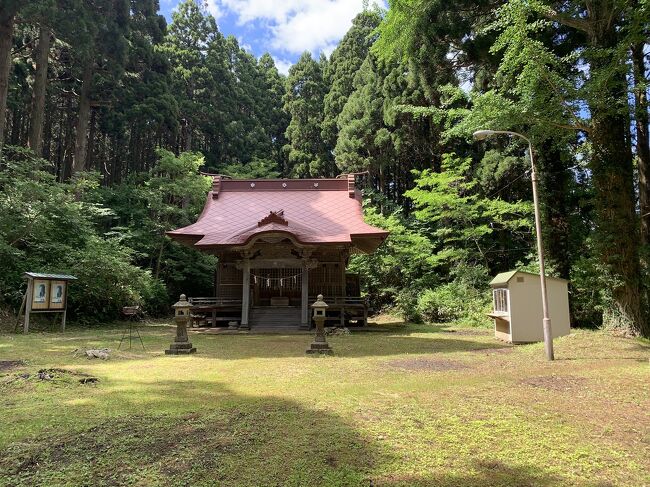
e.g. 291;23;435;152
0;378;575;487
0;379;379;486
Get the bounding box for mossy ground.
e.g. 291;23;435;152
0;319;648;486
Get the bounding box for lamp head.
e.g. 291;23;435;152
473;130;496;141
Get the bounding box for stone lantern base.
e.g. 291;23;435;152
306;341;333;355
165;314;196;355
165;341;196;354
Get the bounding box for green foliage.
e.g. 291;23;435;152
220;157;281;179
407;153;533;269
322;10;381;156
62;237;168;323
335;55;390;174
415;265;492;327
96;149;215;300
283;52;330;177
349;202;436;310
0;147;166;322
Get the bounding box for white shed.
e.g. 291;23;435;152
488;270;570;343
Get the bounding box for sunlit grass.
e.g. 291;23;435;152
1;319;648;486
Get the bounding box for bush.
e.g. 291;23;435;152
413;264;493;328
62;238;168;323
395;288;422;322
415;282;492;327
416;284;465;323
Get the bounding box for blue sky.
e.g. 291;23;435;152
158;0;369;74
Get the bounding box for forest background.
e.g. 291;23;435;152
0;0;648;337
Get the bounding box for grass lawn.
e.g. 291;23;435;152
0;319;648;486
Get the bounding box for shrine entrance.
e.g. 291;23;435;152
251;267;302;307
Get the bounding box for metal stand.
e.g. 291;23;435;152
118;321;145;351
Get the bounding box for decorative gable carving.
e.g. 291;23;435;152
258;210;288;227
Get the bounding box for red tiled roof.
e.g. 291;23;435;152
167;176;388;253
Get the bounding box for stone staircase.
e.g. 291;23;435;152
249;306;302;330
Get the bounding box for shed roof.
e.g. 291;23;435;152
24;272;77;280
490;270;568;286
167;176;388;253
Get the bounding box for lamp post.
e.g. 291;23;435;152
473;130;554;361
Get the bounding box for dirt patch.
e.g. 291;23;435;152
441;328;489;336
519;375;588;392
0;360;25;372
38;368;91;377
1;414;224;480
2;368;96;388
386;358;470;371
78;377;100;384
469;347;513;355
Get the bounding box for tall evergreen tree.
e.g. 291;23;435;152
0;0;24;147
70;0;130;175
322;10;381;161
161;0;220;154
282;51;328;177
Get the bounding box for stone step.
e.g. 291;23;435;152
249;307;302;328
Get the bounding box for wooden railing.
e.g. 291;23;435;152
188;297;242;306
187;295;368;327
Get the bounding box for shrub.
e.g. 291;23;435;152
415;272;492;328
395;288;422;323
62;238;168;323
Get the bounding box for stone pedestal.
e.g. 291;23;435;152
306;341;333;355
306;316;333;355
165;321;196;355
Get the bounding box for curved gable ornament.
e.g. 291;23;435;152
258;210;288;227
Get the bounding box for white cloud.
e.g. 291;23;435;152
274;58;293;75
205;0;224;20
216;0;365;55
237;36;253;52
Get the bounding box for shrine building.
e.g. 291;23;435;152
167;175;388;330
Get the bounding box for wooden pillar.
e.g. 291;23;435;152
24;278;33;334
240;257;250;329
301;260;309;329
61;282;68;332
340;251;347;298
339;251;347;327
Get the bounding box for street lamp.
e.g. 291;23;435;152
473;129;555;361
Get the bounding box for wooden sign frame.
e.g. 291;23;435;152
18;273;77;333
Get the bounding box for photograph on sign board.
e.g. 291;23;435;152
49;281;66;308
32;279;50;309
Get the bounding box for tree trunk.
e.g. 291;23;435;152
538;142;571;279
184;119;192;152
584;18;648;336
0;10;16;147
42;95;52;160
72;62;93;174
28;25;51;156
590;104;646;335
86;108;96;171
632;43;650;246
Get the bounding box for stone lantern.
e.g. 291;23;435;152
165;294;196;355
306;294;333;355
